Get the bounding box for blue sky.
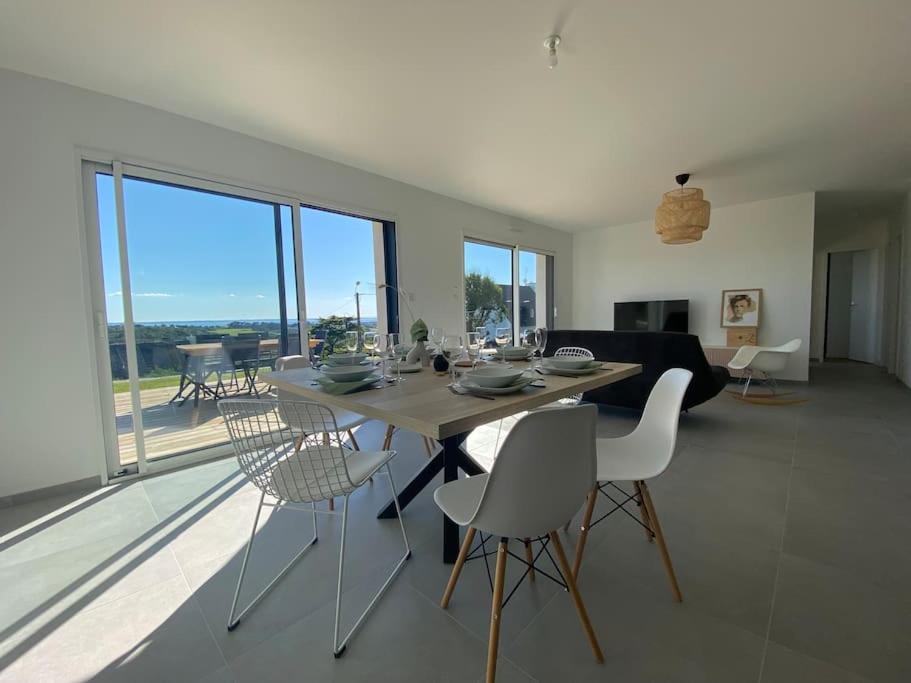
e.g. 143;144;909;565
465;241;540;287
98;175;377;323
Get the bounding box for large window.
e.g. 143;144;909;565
463;238;554;345
84;161;396;476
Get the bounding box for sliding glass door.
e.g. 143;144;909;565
83;160;397;477
464;238;554;345
85;163;298;472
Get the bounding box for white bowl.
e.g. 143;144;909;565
327;352;368;366
320;364;375;382
464;366;526;388
496;346;531;359
544;356;594;370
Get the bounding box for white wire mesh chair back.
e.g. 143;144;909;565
218;398;355;503
554;346;595;404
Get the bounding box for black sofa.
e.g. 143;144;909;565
544;330;730;411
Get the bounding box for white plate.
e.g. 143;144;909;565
495;347;533;360
327;352;368;366
316;373;383;392
389;361;422;373
464;365;527;388
543;356;595;370
538;361;606;377
458;376;534;396
324;358;372;367
319;365;377;382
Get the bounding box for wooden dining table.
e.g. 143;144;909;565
269;359;642;563
175;339;280;356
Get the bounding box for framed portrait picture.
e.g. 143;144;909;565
721;289;761;327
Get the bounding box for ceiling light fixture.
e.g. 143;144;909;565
655;173;712;244
544;34;561;69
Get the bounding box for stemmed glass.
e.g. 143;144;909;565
385;333;401;382
466;331;481;369
534;327;548;367
363;332;377;363
429;327;444;355
520;328;536;363
495;327;511;363
345;330;359;357
441;334;464;384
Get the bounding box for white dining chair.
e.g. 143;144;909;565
434;405;604;682
571;368;693;603
218;398;411;658
728;339;802;397
274;354;371;508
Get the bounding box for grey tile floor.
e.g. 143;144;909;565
1;361;909;682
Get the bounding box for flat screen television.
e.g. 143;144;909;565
614;299;689;333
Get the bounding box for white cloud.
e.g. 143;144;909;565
107;291;173;298
107;291;122;297
228;293;237;297
255;294;266;299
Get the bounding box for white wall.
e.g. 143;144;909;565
809;214;890;364
898;192;911;387
572;193;815;381
0;68;573;498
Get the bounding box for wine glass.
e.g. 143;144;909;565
441;334;464;383
535;327;548;367
520;328;536;362
386;333;401;382
363;332;377;362
466;331;481;368
429;327;444;354
495;327;511;363
345;330;359;357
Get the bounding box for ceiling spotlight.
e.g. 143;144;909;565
544;34;561;69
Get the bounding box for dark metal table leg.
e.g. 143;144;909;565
441;435;462;563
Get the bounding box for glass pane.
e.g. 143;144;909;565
518;250;553;332
96;173;135;468
120;176;286;461
301;207;379;359
464;241;514;346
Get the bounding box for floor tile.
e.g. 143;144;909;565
0;576;226;683
760;642;873;682
768;553;911;683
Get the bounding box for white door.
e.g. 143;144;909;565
825;251;853;359
848;249;877;363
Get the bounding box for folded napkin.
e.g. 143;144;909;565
315;375;380;395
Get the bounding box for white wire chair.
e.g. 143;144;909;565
218;398;411;657
553;346;595;405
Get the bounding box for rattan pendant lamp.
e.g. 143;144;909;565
655;173;711;244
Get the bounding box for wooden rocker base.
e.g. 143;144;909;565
727;390;808;406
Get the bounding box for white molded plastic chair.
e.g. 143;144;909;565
434;405;604;682
218;398;410;657
572;368;693;603
728;339;801;397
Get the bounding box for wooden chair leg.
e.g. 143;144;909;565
639;481;682;602
486;539;509;683
523;539;535;582
441;527;477;608
572;486;598;580
549;532;604;664
633;480;654;543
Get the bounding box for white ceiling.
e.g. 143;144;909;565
1;0;909;232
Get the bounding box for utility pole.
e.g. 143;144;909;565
354;281;362;332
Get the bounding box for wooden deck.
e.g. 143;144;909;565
114;380;270;464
